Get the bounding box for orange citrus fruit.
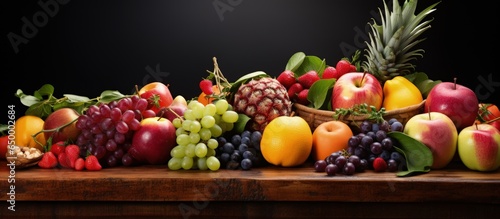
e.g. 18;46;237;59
198;85;221;105
14;115;46;151
260;116;313;167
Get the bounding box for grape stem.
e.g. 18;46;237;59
166;107;184;121
31;117;79;149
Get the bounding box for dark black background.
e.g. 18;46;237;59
2;0;498;124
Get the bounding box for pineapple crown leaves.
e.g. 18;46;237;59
362;0;440;83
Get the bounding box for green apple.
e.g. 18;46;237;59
458;124;500;172
403;112;458;169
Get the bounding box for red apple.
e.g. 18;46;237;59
458;123;500;172
276;70;296;89
138;82;174;115
425;78;479;131
331;72;383;111
159;95;188;122
404;112;458;169
127;117;176;165
44;108;81;143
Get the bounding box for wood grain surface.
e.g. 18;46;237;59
1;160;499;218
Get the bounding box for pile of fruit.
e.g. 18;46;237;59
1;0;500;176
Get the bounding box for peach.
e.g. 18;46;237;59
312;121;353;161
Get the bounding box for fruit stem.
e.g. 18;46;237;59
360;71;367;86
166;107;184;121
32;117;79;149
485;116;500;124
453;77;457;90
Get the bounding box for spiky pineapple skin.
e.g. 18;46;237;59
233;77;292;132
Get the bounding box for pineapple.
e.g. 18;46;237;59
232;77;292;132
362;0;440;83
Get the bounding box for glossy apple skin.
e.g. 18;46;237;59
332;72;383;111
43;108;81;143
425;82;479;131
128;117;176;165
138;82;174;115
404;112;458;169
458;124;500;172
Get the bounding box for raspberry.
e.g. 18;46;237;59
373;157;387;172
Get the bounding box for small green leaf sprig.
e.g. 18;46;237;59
15;84;129;119
333;103;387;124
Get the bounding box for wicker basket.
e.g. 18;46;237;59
293;100;426;133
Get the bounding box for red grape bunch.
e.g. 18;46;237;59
75;95;157;167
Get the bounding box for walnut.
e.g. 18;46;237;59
6;146;43;169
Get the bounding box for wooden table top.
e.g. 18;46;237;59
2;160;499;204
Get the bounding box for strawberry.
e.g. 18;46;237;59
199;79;213;95
372;157;388;172
287;82;304;100
74;158;85;171
85;155;102;171
335;59;353;78
322;66;338;79
349;64;357;72
297;70;320;89
64;144;81;168
50;141;66;156
297;89;310;105
38;152;58;169
57;153;71;168
276;70;297;89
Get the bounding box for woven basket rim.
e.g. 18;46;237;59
293;100;426;116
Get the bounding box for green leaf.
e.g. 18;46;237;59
233;113;251;134
285;52;306;72
65;94;91;103
416;79;441;98
232;71;269;86
99;90;126;103
404;72;441;99
25;102;53;119
17;93;41;107
388;132;433;177
295;56;326;76
228;71;269;96
307;79;335;109
33;84;55;99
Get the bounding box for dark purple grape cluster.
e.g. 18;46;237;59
75;96;157;167
348;118;406;172
215;130;266;170
314;150;368;176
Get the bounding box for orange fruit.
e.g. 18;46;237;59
198;85;221;105
14;115;46;151
311;121;353;161
260;116;313;167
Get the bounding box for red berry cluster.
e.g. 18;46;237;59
277;59;357;105
38;141;102;171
